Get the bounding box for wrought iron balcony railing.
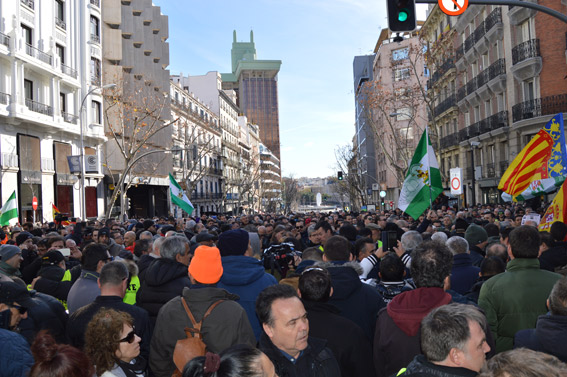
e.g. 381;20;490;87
0;32;9;47
488;58;506;80
512;94;567;123
25;43;53;65
62;111;78;124
61;63;78;79
21;0;34;9
512;39;540;65
25;98;52;116
485;7;502;32
55;17;66;30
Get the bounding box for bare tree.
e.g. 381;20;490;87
227;151;262;215
102;77;177;220
333;144;366;211
282;175;299;214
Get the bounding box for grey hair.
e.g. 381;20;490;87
421;303;487;362
160;235;189;260
99;261;129;286
307;224;316;236
431;232;448;244
446;236;469;255
140;231;153;239
401;231;422;253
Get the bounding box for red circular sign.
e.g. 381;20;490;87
451;177;461;191
438;0;469;16
32;197;38;210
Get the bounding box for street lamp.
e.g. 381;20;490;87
469;141;481;208
79;83;116;220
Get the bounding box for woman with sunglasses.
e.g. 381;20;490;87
85;308;146;377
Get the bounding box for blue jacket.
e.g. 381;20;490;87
450;253;481;295
0;328;34;377
514;314;567;362
217;255;277;339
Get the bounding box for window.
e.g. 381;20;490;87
399;127;413;139
394;68;411;81
60;93;66;113
24;79;33;100
56;0;64;22
56;44;64;64
21;24;32;45
396;107;412;121
392;48;409;61
90;57;101;84
91;100;101;124
523;80;535;102
90;16;100;41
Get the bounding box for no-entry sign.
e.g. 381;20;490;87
439;0;469;16
450;168;463;195
32;196;38;211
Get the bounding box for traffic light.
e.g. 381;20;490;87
387;0;417;32
338;171;344;181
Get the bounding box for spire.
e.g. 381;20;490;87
233;30;237;43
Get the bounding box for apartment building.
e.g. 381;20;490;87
259;143;281;212
0;0;107;222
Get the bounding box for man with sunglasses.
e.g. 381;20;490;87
0;279;35;376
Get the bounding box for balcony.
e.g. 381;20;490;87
62;111;78;124
456;44;465;70
457;86;467;103
21;0;34;9
476;69;491;101
429;59;455;88
478;111;508;134
440;133;458;149
499;160;509;174
485;7;503;44
61;63;77;79
464;33;475;53
90;34;100;44
0;92;10;105
434;94;457;118
512;94;567;123
511;39;542;80
25;98;53;116
55;17;66;30
473;21;488;55
465;76;480;107
464;33;476;63
487;58;506;94
508;0;537;26
25;44;53;65
486;162;496;178
191;192;223;200
90;0;100;7
0;32;9;48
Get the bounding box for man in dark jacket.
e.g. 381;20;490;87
256;284;341;377
374;240;453;377
447;236;480;295
136;235;191;324
539;221;567;272
150;245;255;377
216;229;277;340
316;235;385;340
67;261;152;359
514;277;567;362
464;224;488;267
32;250;73;307
298;267;374;377
399;303;491;377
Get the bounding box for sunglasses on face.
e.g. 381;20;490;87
119;327;137;344
10;304;27;315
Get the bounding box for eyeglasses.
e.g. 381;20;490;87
10;304;27;315
119;327;137;344
296;226;303;229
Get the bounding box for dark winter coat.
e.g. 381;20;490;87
539;242;567;272
216;255;277;339
376;280;415;303
316;261;385;340
0;328;34;377
478;258;562;353
136;258;191;325
67;295;152;359
514;314;567;362
137;254;157;281
450;254;481;295
259;332;341;377
19;291;68;344
469;245;485;267
465;276;493;304
398;354;477;377
302;300;375;377
373;287;452;377
150;286;255;377
34;265;72;303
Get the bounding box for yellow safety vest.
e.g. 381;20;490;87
123;275;140;305
396;368;407;376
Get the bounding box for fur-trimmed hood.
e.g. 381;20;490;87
314;260;364;275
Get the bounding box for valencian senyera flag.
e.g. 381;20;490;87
169;173;194;216
0;191;18;226
501;113;567;202
539;178;567;231
398;128;443;220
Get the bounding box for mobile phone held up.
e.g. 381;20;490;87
381;231;398;252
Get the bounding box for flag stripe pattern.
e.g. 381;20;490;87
500;113;567;198
398;129;443;220
0;191;18;226
539;178;567;231
169;173;194;216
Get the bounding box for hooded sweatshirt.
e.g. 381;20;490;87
374;287;452;377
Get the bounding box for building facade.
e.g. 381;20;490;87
259;143;281;212
221;30;282;162
0;0;107;222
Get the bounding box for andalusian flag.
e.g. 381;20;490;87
0;191;18;226
399;129;443;220
169;173;194;215
539;179;567;231
500;114;567;200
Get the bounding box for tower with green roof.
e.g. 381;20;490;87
221;30;282;161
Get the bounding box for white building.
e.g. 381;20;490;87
0;0;106;222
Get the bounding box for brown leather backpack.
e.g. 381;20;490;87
171;297;224;377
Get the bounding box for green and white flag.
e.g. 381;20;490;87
169;173;194;216
0;191;18;226
398;129;443;220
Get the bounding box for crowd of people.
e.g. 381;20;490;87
1;203;567;377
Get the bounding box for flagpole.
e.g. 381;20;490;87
426;126;433;211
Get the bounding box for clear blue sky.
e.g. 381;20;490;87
153;0;427;178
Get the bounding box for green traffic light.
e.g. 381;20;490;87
398;10;409;22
